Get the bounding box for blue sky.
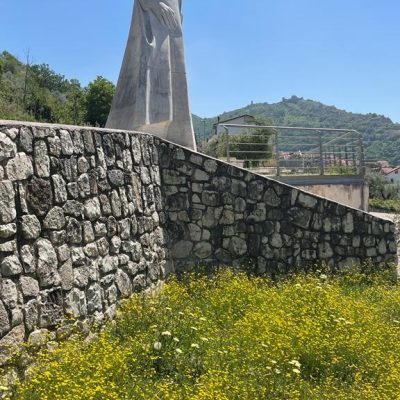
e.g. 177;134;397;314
1;0;399;121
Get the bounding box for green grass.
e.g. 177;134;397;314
7;267;400;400
369;198;400;213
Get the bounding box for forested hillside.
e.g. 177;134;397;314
0;51;115;127
1;51;399;164
193;96;400;164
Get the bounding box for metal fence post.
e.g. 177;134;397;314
357;132;365;177
224;126;230;163
275;130;280;176
319;132;324;175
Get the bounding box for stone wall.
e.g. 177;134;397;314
0;121;397;365
158;142;397;274
0;122;167;365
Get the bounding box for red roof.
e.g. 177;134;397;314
383;166;400;175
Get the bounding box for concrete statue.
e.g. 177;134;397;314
106;0;197;150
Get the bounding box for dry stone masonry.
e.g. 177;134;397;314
159;144;397;273
0;121;397;365
0;122;167;366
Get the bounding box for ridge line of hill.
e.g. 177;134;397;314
1;51;399;164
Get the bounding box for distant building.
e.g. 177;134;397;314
376;160;391;168
384;166;400;184
366;160;394;175
381;166;395;175
213;114;256;136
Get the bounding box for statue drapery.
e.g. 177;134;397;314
106;0;196;150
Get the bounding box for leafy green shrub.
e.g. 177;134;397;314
369;198;400;212
204;118;275;168
366;172;400;200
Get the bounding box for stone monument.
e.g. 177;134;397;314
106;0;197;150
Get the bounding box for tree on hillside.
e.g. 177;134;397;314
85;76;115;127
65;79;85;125
0;51;21;74
205;117;275;167
30;63;69;92
2;50;400;164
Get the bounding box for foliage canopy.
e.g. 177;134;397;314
194;95;400;164
204;117;275;167
0;51;115;127
1;52;399;164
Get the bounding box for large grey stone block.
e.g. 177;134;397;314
0;181;15;224
44;207;66;230
36;239;60;287
21;215;41;239
6;153;33;181
0;132;17;161
0;223;17;239
1;256;23;277
0;324;25;366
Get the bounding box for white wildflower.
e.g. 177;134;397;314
289;359;301;368
293;368;301;374
153;341;162;351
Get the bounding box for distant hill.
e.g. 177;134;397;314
1;51;399;164
193;96;400;165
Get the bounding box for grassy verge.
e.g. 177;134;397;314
369;198;400;213
7;267;400;400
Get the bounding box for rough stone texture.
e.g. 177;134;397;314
84;198;101;221
59;260;74;291
5;152;33;181
0;223;16;239
87;283;103;314
0;132;17;161
1;279;19;310
0;181;16;224
36;239;60;287
0;123;171;353
21;215;41;239
0;121;396;359
115;269;132;298
0;325;25;366
158;139;397;275
26;176;53;216
20;276;40;298
52;174;68;203
33;140;50;177
65;288;87;318
43;207;65;230
1;255;23;276
0;301;10;337
20;245;36;274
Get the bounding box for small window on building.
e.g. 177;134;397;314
391;179;394;183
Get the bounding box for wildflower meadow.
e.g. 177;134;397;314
8;267;400;400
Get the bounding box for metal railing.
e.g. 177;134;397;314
212;124;365;178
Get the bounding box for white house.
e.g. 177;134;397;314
384;166;400;184
213;114;256;136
